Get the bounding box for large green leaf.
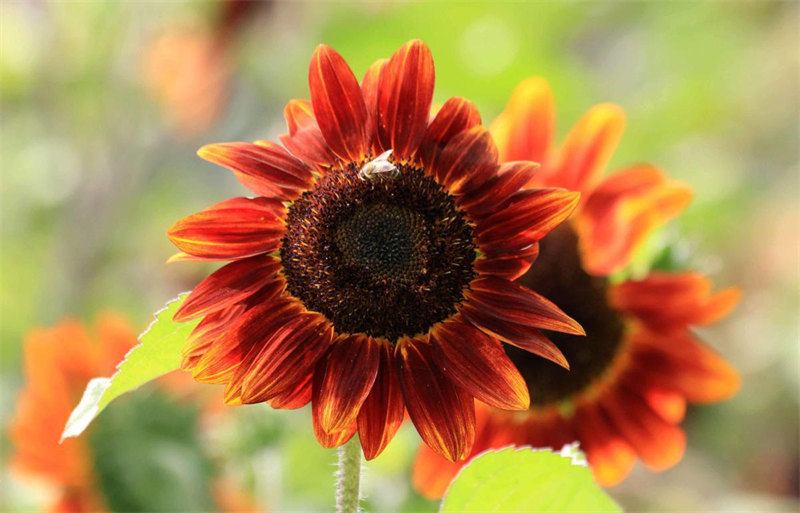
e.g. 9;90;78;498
61;294;198;440
440;445;622;513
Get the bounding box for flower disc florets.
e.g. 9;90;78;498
282;163;476;340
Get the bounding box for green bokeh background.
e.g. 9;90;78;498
1;1;797;512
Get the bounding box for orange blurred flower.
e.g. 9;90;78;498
9;315;134;512
168;40;585;462
412;78;741;497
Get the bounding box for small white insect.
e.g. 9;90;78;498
358;149;399;181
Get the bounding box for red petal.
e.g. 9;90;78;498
601;385;686;470
418;97;482;172
361;58;388;151
308;45;369;162
174;255;282;321
167;197;286;259
476;188;579;251
468;276;583;335
490;77;555;163
474;243;539;281
198;142;314;198
434;126;498;195
312;365;357;448
182;304;246;370
430;317;529;410
268;372;313;409
376;40;435;161
357;339;405;460
396;337;475;461
459;302;568;368
238;313;334;404
539;103;625;195
460;161;539;219
576;165;693;275
316;334;381;433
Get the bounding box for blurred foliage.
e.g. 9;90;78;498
1;1;798;512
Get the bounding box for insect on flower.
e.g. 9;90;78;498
358;149;399;181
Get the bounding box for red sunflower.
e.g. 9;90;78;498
412;77;741;496
167;41;584;462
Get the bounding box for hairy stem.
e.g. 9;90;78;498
336;437;363;513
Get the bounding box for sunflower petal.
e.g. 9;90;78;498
473;243;539;281
418;96;482;172
308;44;369;162
459;302;568;368
430;317;529;410
540;103;625;194
396;337;475;462
316;334;381;433
312;365;357;448
198;142;314;198
174;255;282;321
573;403;637;486
167;197;286;259
361;58;388;151
376;40;435;161
576;165;693;275
460;161;539;219
357;339;405;460
434;126;498;195
476;188;580;252
490;77;555;163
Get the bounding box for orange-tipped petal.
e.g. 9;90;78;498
396;337;475;461
541;103;625;195
476;188;580;252
459;302;568;368
198;142;314;198
434;126;498;194
418;96;482;172
430;317;530;410
167;197;286;260
573;403;637;486
308;44;369;162
174;255;281;321
312;365;357;448
490;77;555;163
576;165;693;275
268;372;313;410
376;40;435;161
610;272;741;329
283;99;316;134
630;329;741;403
357;339;405;460
316;334;381;433
601;385;687;471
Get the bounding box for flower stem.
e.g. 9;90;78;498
336;436;362;513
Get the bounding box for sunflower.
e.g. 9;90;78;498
167;41;584;462
412;77;741;496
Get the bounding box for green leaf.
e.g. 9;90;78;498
61;294;199;440
440;444;622;513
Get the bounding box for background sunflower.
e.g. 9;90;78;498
1;1;797;512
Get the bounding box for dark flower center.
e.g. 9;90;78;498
508;224;626;407
281;163;476;341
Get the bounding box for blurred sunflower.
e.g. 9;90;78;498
8;315;253;512
168;40;585;462
412;78;741;496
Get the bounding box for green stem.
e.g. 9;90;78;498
336;436;362;513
